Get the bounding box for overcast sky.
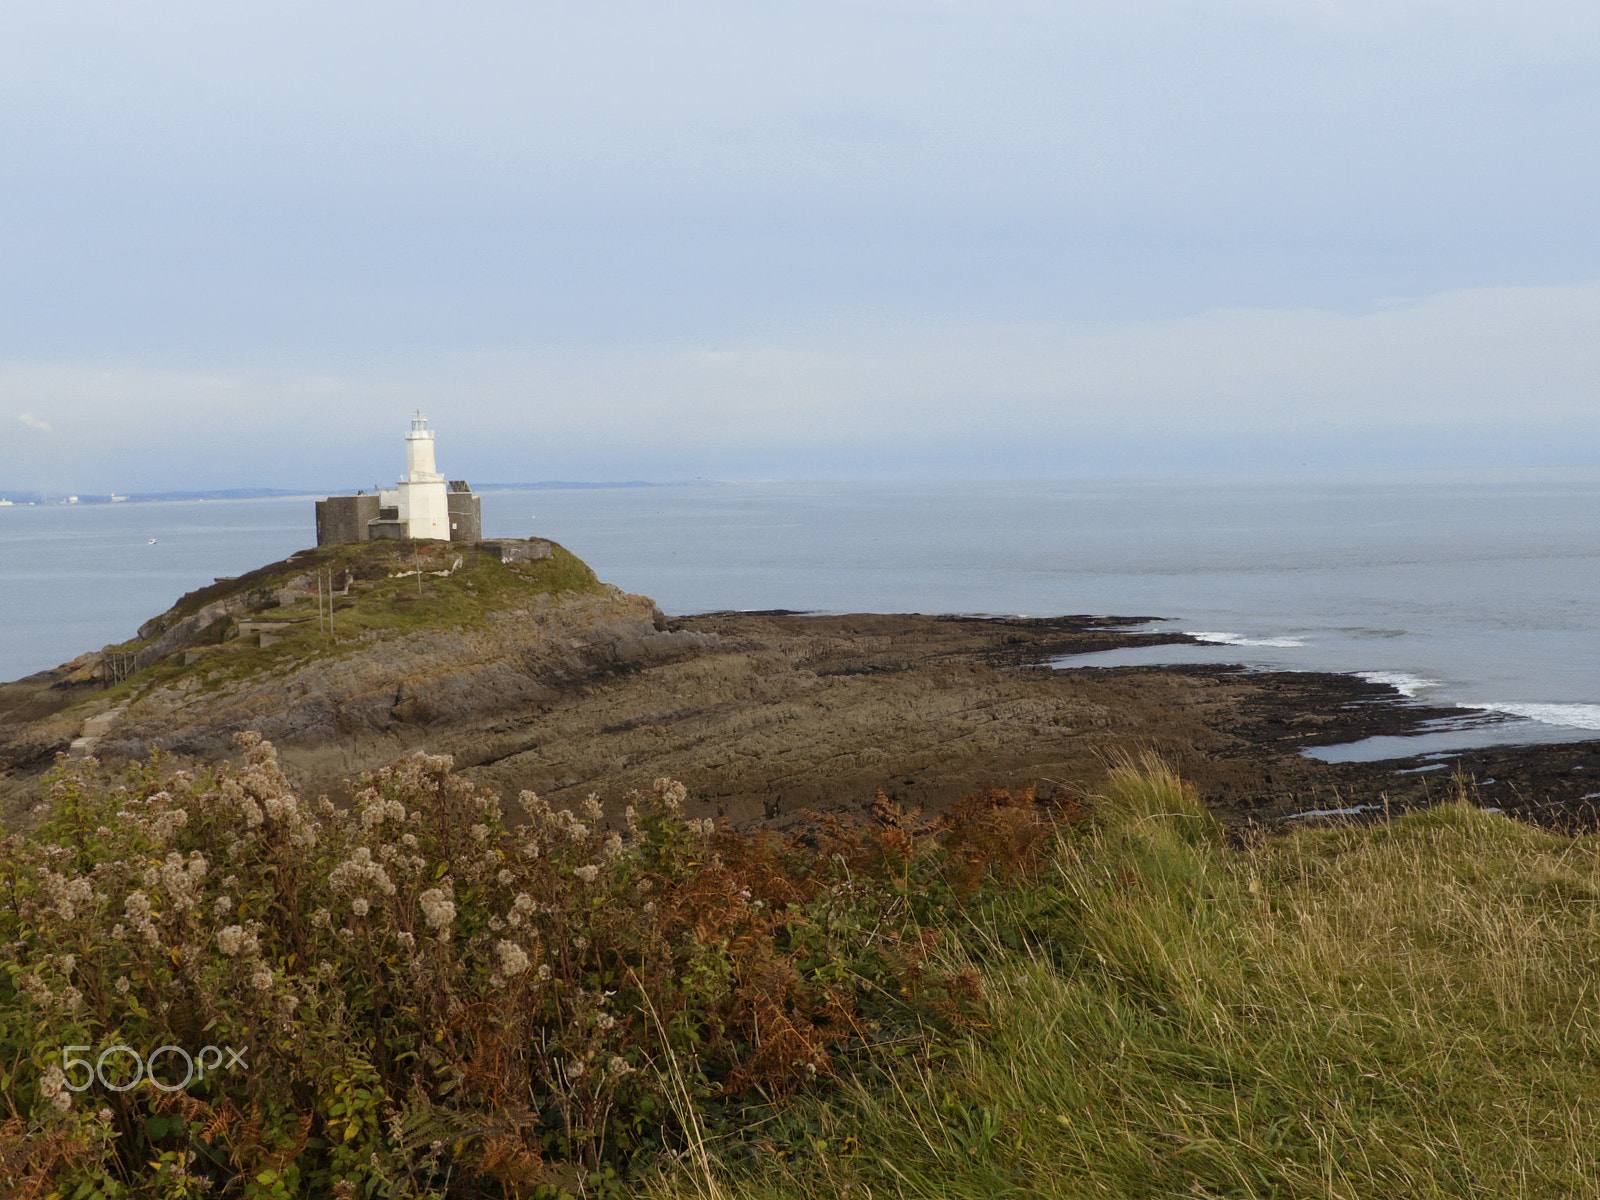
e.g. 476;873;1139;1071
4;0;1598;492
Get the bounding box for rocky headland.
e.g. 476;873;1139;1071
3;539;1597;834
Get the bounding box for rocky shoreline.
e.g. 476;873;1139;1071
607;612;1600;835
5;602;1597;835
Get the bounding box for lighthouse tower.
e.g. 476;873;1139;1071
397;410;450;539
313;411;481;544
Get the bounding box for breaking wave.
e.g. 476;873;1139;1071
1187;630;1306;648
1461;702;1600;731
1357;671;1441;698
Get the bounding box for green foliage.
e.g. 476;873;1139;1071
0;741;1024;1197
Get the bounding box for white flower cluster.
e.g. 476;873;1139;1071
18;957;81;1013
38;870;95;922
357;789;407;830
655;778;688;814
208;734;319;847
216;924;261;957
518;790;590;844
148;799;189;844
156;850;208;913
19;974;52;1006
495;940;531;977
573;864;600;885
123;890;160;946
221;778;265;830
328;847;397;896
40;1064;71;1113
259;786;297;825
507;891;536;928
419;888;456;930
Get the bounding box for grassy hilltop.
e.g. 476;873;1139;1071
0;537;701;820
4;747;1599;1198
106;538;604;687
7;537;603;729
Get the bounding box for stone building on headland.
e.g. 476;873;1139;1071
316;412;482;545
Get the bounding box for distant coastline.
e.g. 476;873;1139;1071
0;488;317;506
0;481;681;506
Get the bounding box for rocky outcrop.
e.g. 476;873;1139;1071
134;590;277;668
0;540;719;812
91;587;717;794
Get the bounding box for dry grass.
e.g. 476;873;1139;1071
661;766;1600;1199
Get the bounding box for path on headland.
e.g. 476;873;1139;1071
70;702;129;758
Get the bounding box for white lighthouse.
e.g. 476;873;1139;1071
314;412;482;545
396;410;450;539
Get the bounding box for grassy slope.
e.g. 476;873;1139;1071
103;539;606;698
659;771;1600;1199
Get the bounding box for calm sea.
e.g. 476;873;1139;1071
4;469;1597;759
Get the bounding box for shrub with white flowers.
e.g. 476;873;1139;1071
0;734;970;1197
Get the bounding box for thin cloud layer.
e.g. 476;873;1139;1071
2;1;1597;489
